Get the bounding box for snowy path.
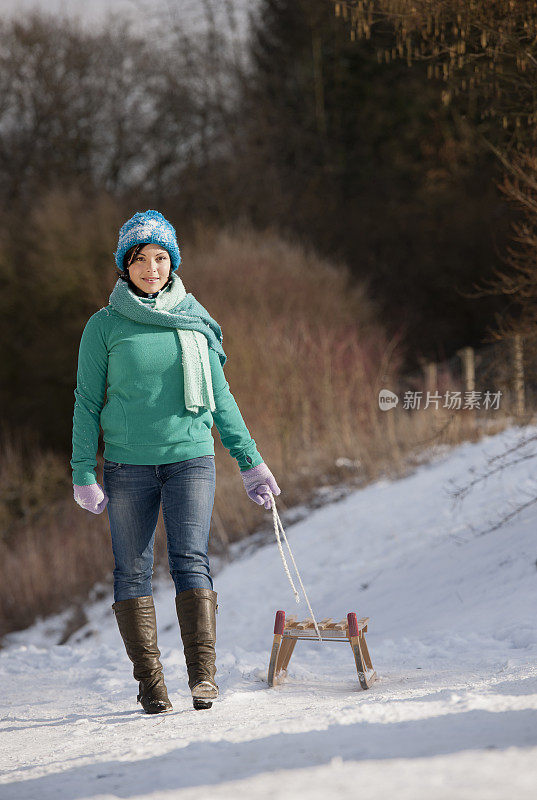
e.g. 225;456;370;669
2;427;537;799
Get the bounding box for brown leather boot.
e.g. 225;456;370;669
175;588;219;709
112;595;173;714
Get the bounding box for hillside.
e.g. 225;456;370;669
2;426;537;799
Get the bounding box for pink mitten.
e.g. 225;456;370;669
240;463;281;510
73;483;109;514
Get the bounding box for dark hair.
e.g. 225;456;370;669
117;243;145;278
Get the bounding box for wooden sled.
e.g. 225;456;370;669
267;610;377;691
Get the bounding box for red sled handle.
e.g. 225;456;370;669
274;610;286;635
347;612;360;638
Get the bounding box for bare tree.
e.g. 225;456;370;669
331;0;537;148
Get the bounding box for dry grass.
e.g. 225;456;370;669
0;426;113;637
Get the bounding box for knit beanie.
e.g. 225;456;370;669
114;210;182;272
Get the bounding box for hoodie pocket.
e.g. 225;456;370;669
100;395;127;445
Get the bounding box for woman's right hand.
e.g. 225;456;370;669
73;483;109;514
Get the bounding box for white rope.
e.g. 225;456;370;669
267;490;322;642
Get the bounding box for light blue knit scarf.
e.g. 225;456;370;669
108;271;227;413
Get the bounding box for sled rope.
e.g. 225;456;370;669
268;490;322;642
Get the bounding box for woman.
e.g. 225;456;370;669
71;210;281;713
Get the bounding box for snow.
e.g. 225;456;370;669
2;425;537;798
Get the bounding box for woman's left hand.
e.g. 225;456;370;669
241;462;281;510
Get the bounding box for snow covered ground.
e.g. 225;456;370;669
2;425;537;799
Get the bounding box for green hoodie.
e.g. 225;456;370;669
71;296;263;485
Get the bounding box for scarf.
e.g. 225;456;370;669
108;271;227;413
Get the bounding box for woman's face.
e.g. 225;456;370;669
127;244;172;292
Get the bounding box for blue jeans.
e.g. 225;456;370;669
103;456;216;602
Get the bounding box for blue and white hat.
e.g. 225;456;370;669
114;209;182;272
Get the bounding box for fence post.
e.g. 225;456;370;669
423;361;438;394
456;347;475;394
385;400;401;466
512;334;525;416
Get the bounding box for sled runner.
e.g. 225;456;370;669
267;610;377;691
